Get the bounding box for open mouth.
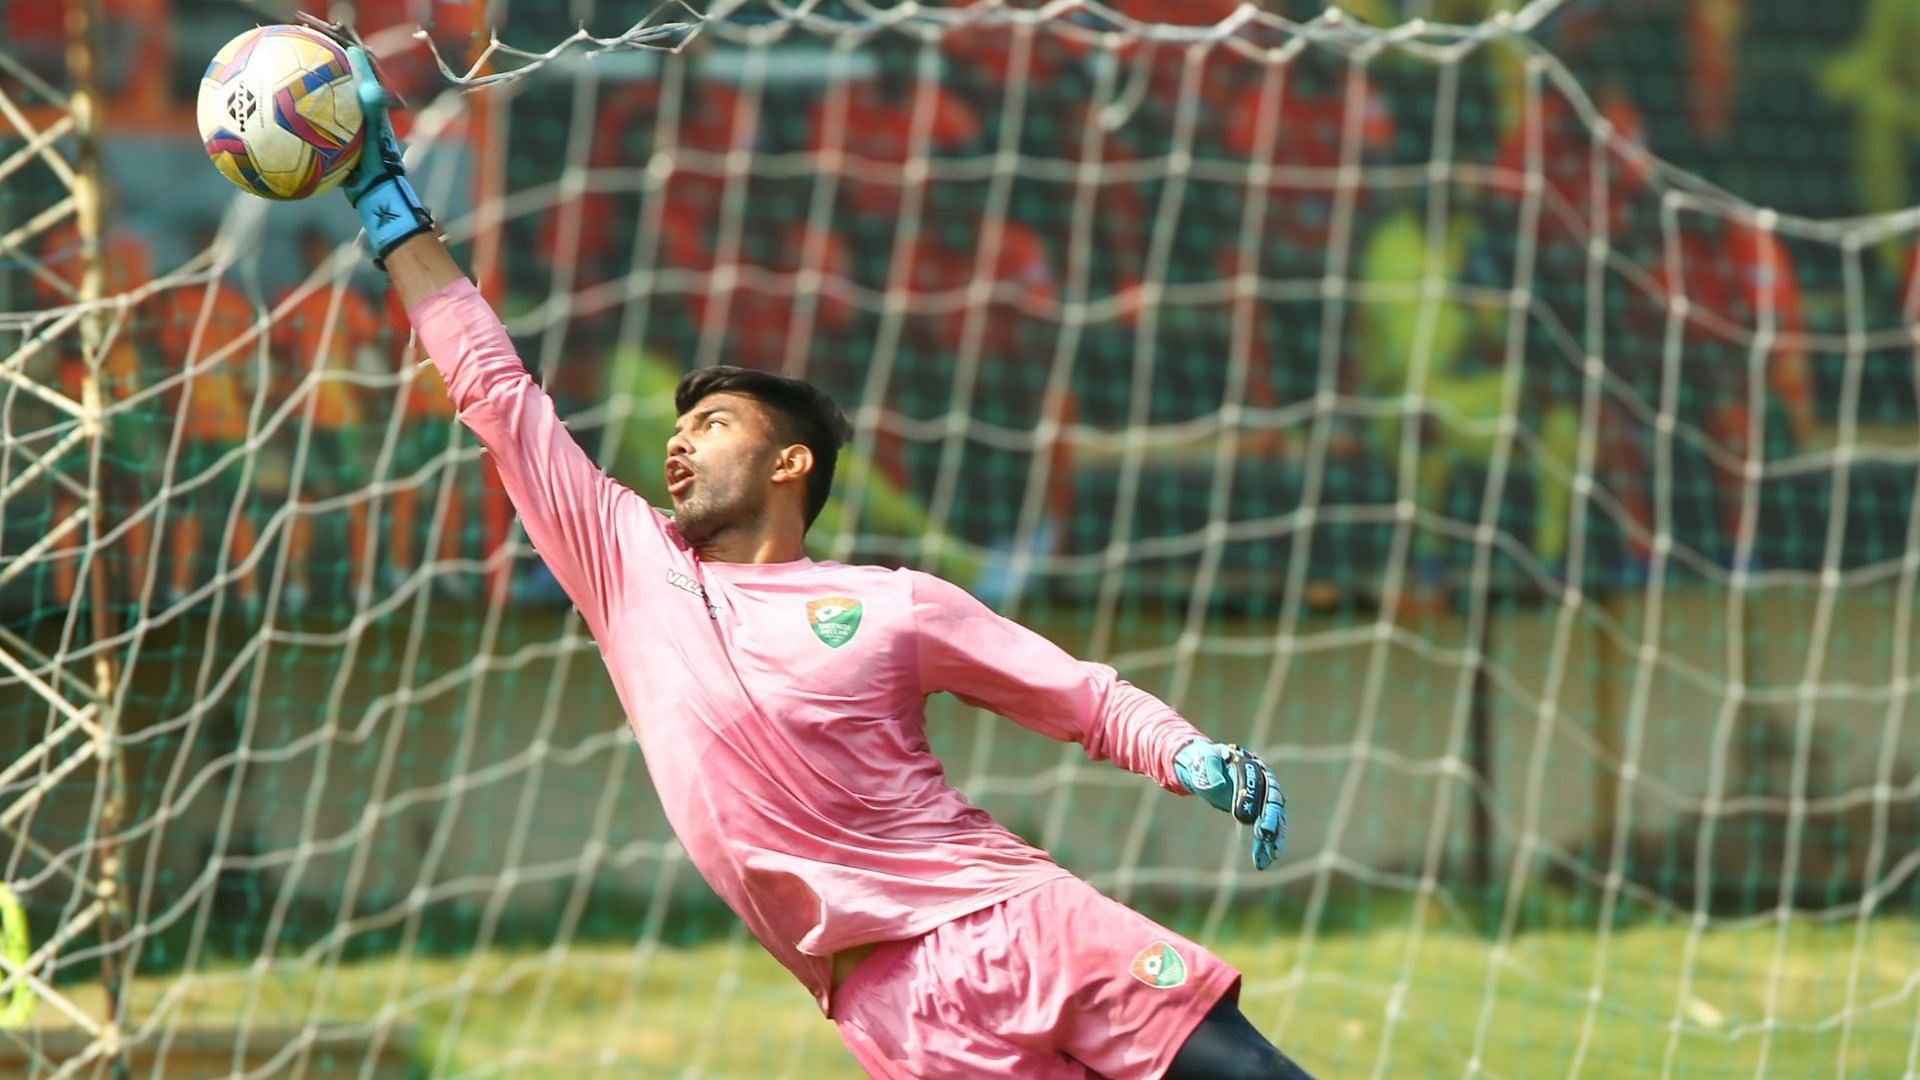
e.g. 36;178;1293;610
665;458;695;497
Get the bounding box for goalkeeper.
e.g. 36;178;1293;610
338;48;1305;1079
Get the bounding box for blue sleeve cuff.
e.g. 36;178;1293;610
354;175;435;262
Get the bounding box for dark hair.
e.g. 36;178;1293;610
674;366;853;531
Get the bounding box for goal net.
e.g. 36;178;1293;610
4;0;1919;1075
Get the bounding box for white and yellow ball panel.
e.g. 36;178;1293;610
196;25;364;200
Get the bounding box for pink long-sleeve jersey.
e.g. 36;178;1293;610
410;278;1208;1013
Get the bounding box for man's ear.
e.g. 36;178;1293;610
771;443;815;486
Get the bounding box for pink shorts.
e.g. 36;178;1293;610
830;876;1241;1079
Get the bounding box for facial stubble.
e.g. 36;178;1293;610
670;445;778;546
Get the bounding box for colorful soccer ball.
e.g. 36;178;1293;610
197;25;364;200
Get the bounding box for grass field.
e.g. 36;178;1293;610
53;908;1918;1078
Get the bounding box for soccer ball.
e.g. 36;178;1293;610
197;25;364;200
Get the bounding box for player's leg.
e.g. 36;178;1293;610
996;877;1269;1080
829;912;1094;1080
831;879;1315;1079
1163;995;1314;1080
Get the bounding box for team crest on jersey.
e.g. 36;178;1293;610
805;596;863;648
1128;941;1188;989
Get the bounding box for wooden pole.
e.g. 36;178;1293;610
66;0;129;1074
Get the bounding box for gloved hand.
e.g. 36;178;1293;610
341;45;435;264
1174;739;1287;870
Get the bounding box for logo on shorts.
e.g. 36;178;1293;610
806;596;863;648
1128;941;1188;989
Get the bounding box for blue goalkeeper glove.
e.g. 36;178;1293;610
342;45;435;265
1174;739;1287;871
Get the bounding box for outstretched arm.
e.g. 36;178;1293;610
341;46;644;637
911;570;1288;869
910;570;1196;785
336;45;470;310
385;234;465;311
